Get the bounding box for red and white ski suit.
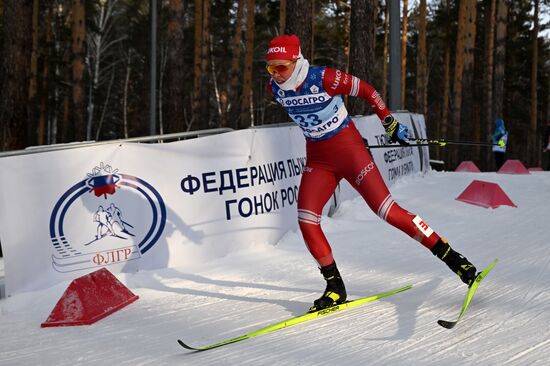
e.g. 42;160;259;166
269;67;441;267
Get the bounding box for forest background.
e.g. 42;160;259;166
1;0;549;171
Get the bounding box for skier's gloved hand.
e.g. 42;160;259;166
383;115;409;145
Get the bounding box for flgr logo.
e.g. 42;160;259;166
49;162;166;273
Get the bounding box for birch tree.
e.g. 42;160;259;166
86;0;126;141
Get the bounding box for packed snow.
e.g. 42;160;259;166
1;169;549;365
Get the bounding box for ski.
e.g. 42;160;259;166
438;258;498;329
177;284;413;352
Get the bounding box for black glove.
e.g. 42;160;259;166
383;116;410;145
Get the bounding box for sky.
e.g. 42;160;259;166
1;168;550;365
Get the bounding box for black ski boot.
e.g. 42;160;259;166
309;262;347;313
431;238;477;286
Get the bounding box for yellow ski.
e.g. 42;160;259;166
438;259;498;329
178;284;412;351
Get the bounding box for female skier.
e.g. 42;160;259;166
266;34;478;312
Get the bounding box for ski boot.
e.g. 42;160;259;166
308;262;347;313
431;238;477;286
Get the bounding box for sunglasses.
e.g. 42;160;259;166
266;59;297;75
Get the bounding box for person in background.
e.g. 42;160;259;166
543;122;550;171
492;119;508;170
265;34;479;312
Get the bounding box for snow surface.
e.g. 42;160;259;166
1;170;550;365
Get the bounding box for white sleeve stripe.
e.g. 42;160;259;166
299;217;321;225
383;201;395;221
377;194;394;220
298;209;322;224
350;76;360;97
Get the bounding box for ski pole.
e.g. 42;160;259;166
366;143;433;149
413;138;502;147
362;138;432;148
362;138;501;148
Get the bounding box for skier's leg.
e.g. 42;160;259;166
346;149;477;285
297;166;340;267
298;166;347;310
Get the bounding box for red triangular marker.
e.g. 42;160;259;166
455;161;481;172
456;180;517;208
41;268;138;327
497;160;530;174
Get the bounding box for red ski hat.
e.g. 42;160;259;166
266;34;301;61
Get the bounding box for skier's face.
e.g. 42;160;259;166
266;59;297;83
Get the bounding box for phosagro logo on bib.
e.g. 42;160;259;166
49;162;166;273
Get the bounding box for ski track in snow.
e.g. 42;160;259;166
1;171;550;365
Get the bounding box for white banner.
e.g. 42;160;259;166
0;113;429;295
334;113;430;203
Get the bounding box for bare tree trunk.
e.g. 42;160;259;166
279;0;286;35
451;0;469;167
0;0;33;151
210;35;223;126
95;70;115;140
401;0;408;109
159;44;167;136
192;0;203;130
415;0;427;117
284;0;314;61
349;0;375;116
240;0;255;128
228;0;244;129
38;5;53;146
123;51;132;139
494;0;507;122
440;0;451;163
530;0;539;166
337;0;350;72
382;2;389;103
28;0;39;146
483;0;497;169
547;73;550;125
71;0;86;141
166;0;186;133
199;0;211;129
461;0;477;163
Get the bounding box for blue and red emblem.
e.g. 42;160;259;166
49;163;166;273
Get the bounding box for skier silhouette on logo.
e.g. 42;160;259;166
106;203;134;236
92;205;114;241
